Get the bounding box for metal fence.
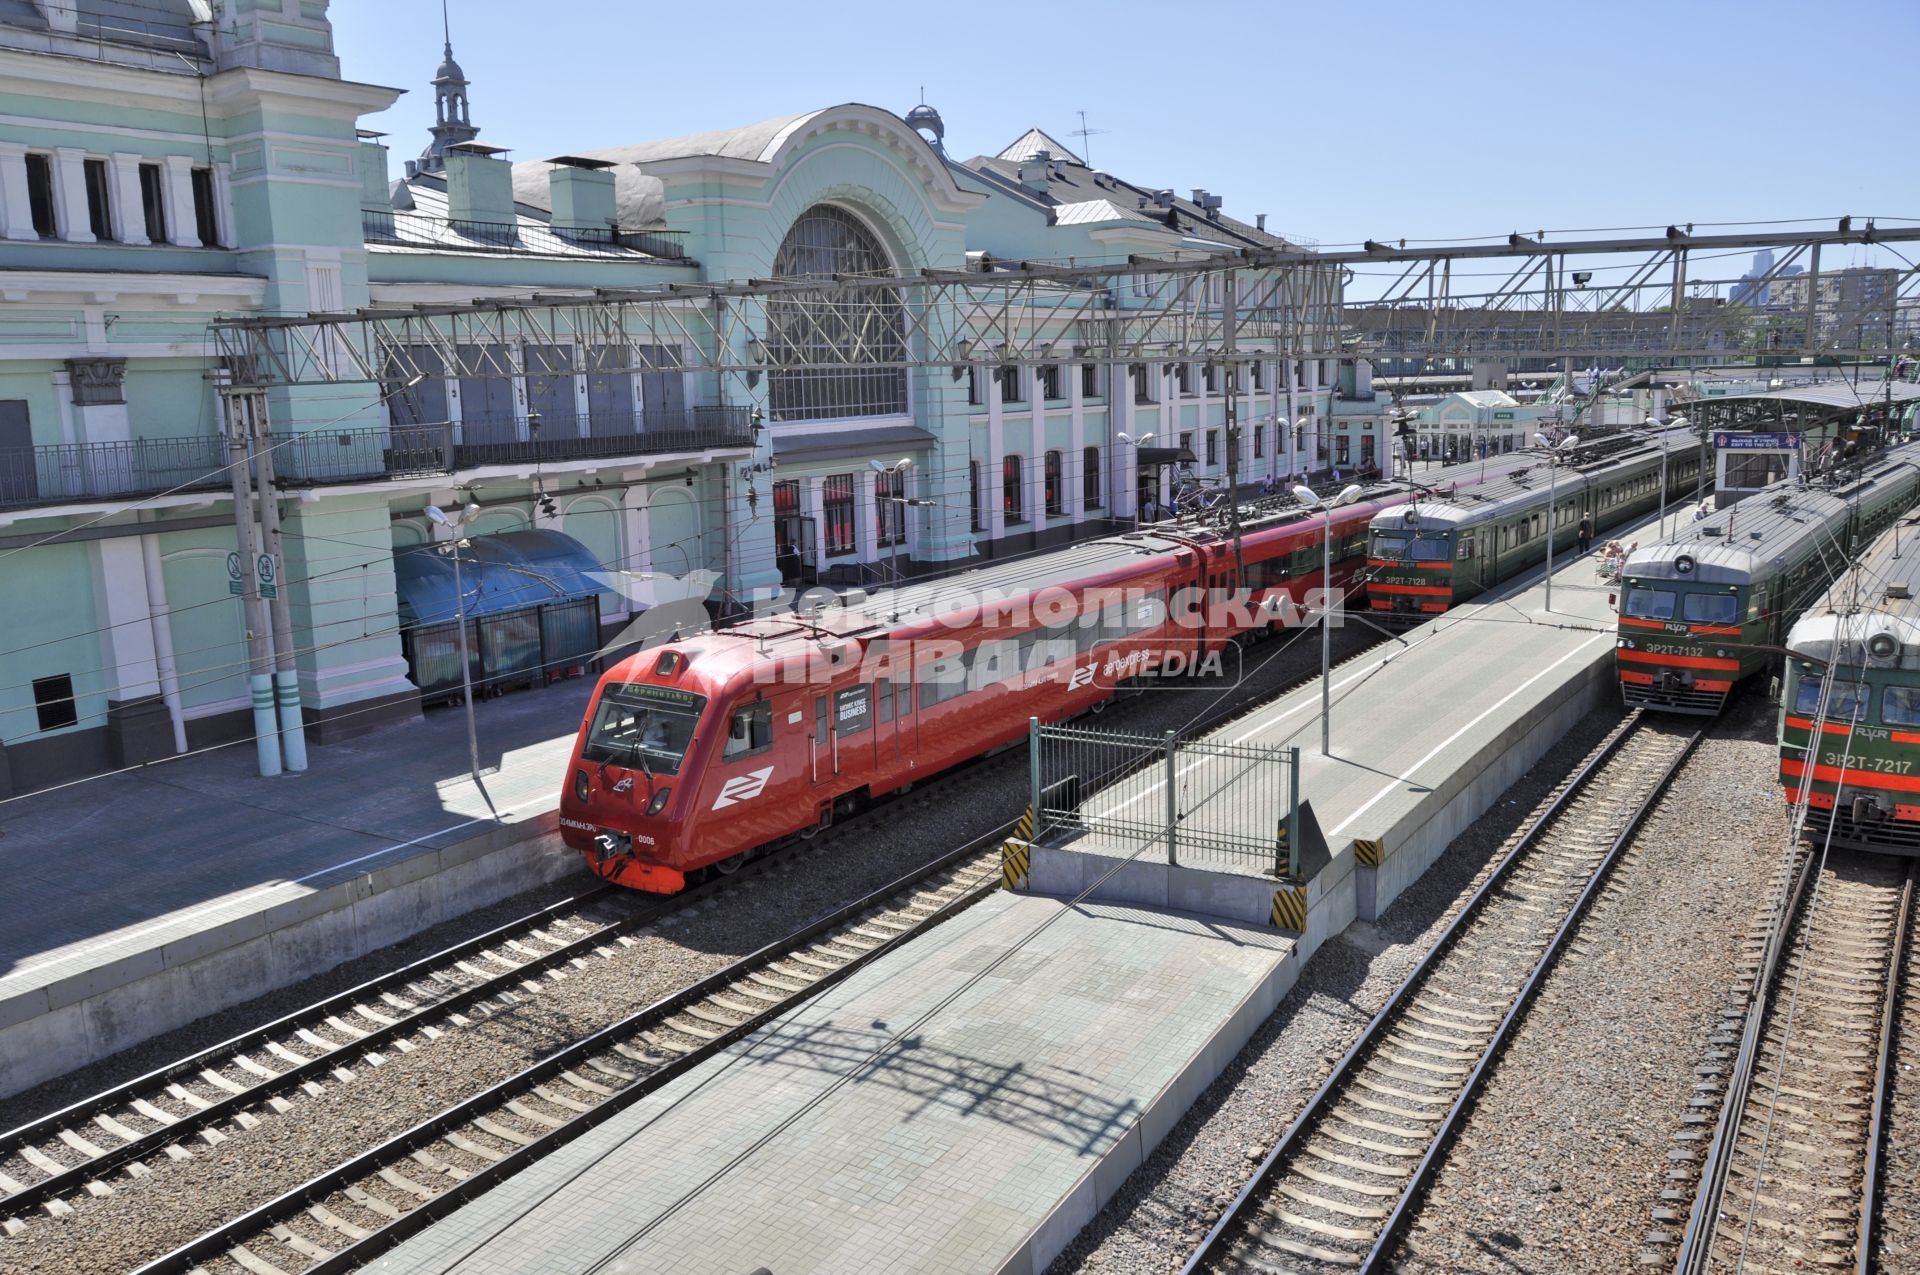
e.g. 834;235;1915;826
0;436;228;511
402;595;601;700
1027;719;1301;878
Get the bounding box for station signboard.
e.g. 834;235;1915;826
1713;431;1801;450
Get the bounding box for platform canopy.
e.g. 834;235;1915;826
394;528;606;625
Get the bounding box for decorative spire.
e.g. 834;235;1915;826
416;0;478;175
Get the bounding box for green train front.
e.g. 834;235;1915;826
1778;527;1920;856
1616;550;1764;714
1366;507;1468;620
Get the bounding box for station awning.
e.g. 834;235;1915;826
770;424;939;466
1135;446;1198;466
394;528;606;625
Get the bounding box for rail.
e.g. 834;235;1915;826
0;435;228;511
128;824;1012;1275
1184;712;1704;1273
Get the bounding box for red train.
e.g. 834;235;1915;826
559;493;1408;891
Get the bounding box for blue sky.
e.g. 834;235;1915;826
337;0;1919;267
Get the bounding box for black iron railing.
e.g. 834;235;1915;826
271;407;753;485
0;436;228;511
361;209;689;260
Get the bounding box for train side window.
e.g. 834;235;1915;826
1884;686;1920;727
724;702;773;759
815;695;830;744
1457;536;1474;561
876;676;893;724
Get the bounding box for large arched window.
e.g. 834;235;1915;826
766;205;908;421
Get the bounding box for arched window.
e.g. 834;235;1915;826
766;205;908;421
1003;454;1026;526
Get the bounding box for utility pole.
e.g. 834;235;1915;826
221;385;282;778
241;390;308;772
1223;270;1245;584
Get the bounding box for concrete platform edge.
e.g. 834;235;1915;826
0;813;582;1099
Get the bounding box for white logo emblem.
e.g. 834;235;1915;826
712;766;775;810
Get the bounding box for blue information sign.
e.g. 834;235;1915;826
1714;431;1801;450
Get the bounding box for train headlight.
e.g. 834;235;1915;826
1715;648;1727;658
1869;632;1899;660
574;769;590;803
645;787;671;816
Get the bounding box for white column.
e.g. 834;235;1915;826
855;469;877;563
91;536;162;703
52;146;92;242
108;152;145;244
211;161;233;248
1067;368;1086;521
986;370;1006;541
139;528;188;752
161;155;199;246
1114;361;1136;519
1285;358;1299;478
804;475;827;573
0;142;35;240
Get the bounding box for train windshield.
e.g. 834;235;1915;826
1791;675;1869;722
1372;534;1450;562
1884;686;1920;726
582;683;707;775
1622;587;1677;620
1682;592;1740;624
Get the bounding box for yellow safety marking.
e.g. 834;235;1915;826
1270;884;1308;932
1353;838;1385;867
1001;840;1031;891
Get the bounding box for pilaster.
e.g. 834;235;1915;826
108;153;146;244
161;155;200;246
0;143;36;241
52;147;91;243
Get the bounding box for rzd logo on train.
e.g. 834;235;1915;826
712;766;775;809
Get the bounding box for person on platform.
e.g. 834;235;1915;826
1577;513;1594;556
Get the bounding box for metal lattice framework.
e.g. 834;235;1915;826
207;225;1920;389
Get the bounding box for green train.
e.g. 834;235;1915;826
1779;510;1920;855
1618;442;1920;715
1366;430;1704;622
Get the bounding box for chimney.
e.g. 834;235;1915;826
356;130;390;213
1255;213;1267;232
1191;188;1208;205
546;155;617;231
444;141;514;226
1017;149;1052;194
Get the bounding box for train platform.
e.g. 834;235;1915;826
1030;537;1633;939
366;891;1297;1275
0;681;594;1098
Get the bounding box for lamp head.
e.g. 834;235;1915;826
1334;483;1363;507
869;459;888;473
463;501;480;520
1291;484;1318;505
424;504;449;526
1532;433;1552;449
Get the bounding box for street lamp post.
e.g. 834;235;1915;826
427;502;484;790
1531;433;1574;613
1671;412;1699;513
1294;413;1314;482
1644;414;1671;539
868;456;915;586
1117;431;1154;527
1292;481;1363;756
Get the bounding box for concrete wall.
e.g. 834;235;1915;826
0;816;584;1098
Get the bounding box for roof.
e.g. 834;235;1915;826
1368;430;1697;532
1786;513;1920;666
960;147;1297;251
0;0;208;55
1450;390;1520;409
379;180;677;261
393;529;605;624
1626;442;1920;584
1052;198;1159;228
1701;382;1920;411
996;128;1082;164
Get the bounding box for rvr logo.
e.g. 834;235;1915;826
712;766;775;810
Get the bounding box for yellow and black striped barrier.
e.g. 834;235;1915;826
1353;837;1385;867
1270;883;1308;932
1001;807;1034;890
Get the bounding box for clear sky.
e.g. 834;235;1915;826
336;0;1919;266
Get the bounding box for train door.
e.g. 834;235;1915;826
871;643;916;774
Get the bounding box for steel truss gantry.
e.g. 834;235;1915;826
207;224;1920;389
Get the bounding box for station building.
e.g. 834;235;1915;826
0;0;1387;796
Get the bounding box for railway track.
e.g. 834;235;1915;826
129;832;1005;1275
1672;849;1916;1275
1181;711;1703;1275
0;883;656;1230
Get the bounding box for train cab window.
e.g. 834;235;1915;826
1682;592;1739;624
1794;677;1869;722
724;702;773;759
1622;587;1677;620
583;684;706;776
1883;686;1920;727
1410;537;1449;562
1456;535;1474;561
1372;534;1410;561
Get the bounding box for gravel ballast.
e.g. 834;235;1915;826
1879;919;1920;1275
0;621;1376;1275
1046;702;1632;1273
1387;692;1791;1273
